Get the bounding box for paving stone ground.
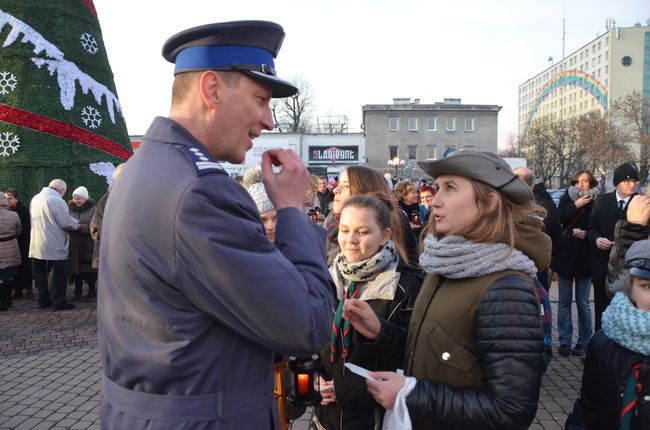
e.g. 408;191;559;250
0;282;591;429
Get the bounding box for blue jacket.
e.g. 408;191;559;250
98;117;334;429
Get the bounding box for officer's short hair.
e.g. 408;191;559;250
172;71;242;105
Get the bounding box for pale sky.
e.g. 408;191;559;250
94;0;648;149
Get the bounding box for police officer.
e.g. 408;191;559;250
98;21;334;429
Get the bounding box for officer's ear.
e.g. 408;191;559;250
198;70;222;109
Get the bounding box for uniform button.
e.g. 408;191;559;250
442;352;451;361
644;395;650;402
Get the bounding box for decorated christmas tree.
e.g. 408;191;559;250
0;1;131;202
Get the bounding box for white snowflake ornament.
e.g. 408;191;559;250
80;32;98;55
0;71;17;95
0;132;20;156
81;106;102;129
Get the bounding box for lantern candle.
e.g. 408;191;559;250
297;374;309;395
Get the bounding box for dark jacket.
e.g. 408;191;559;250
587;191;635;282
565;330;650;430
607;219;650;290
315;260;423;430
551;192;594;278
317;189;334;216
533;183;562;257
358;217;549;430
398;210;420;268
10;201;30;260
68;199;96;275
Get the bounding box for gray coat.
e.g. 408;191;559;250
98;117;334;430
28;187;79;261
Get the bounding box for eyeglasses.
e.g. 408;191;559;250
420;194;434;200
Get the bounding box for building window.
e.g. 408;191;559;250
426;145;436;160
389;146;398;159
408;117;418;132
388;116;399;131
464;118;475;132
445;117;456;132
407;145;417;159
426;117;437;131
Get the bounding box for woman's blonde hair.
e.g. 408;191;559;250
393;182;416;202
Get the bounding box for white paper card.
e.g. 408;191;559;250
344;362;379;381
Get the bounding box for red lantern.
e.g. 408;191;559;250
286;355;322;406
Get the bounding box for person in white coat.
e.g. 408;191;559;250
29;179;80;311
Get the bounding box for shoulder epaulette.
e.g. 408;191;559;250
175;145;227;177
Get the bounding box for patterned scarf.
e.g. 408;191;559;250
602;292;650;355
419;234;538;279
329;241;398;362
619;363;643;430
325;211;339;244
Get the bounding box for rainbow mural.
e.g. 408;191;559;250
522;69;608;138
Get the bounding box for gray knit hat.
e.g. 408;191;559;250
247;182;274;214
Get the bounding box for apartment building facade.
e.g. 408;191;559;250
518;22;649;138
362;98;501;175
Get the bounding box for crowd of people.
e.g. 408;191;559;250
4;19;649;430
0;177;112;311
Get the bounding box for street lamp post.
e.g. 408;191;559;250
387;156;405;178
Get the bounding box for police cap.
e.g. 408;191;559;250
162;20;297;98
626;239;650;280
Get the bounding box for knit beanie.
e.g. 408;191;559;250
613;163;639;186
72;186;89;200
247;183;274;214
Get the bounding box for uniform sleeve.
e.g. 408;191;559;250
175;177;335;357
405;276;544;430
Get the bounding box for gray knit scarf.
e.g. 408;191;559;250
334;240;398;283
419;234;538;278
602;292;650;355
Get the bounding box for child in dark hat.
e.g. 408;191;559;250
566;239;650;429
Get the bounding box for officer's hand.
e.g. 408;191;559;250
262;149;308;210
627;195;650;226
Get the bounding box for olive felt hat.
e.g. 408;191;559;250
417;149;534;204
162;20;297;98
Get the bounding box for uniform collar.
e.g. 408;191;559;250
143;116;214;157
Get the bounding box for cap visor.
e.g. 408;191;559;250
244;71;297;98
629;267;650;279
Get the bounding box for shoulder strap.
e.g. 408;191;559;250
562;206;587;236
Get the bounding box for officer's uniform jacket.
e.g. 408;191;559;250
98;117;334;429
